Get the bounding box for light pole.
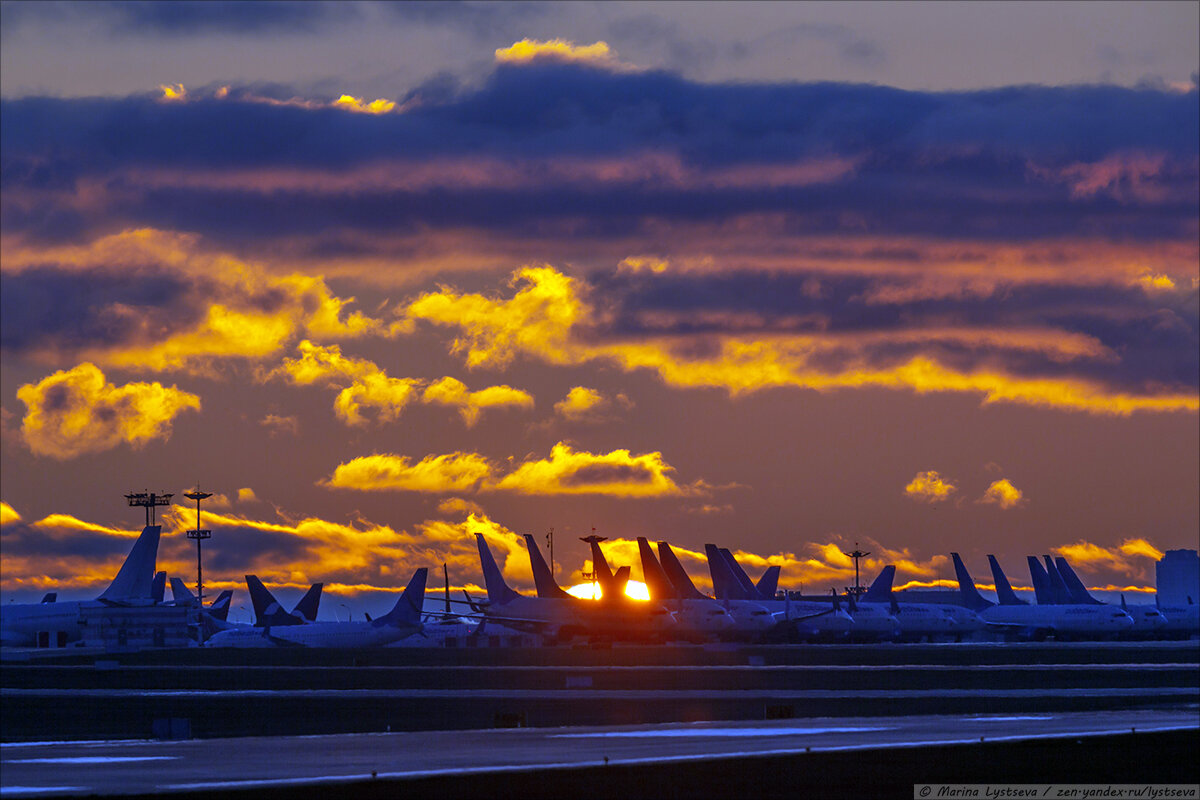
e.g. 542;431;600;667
184;489;212;604
842;542;871;596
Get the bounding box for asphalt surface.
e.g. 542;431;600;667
2;708;1197;797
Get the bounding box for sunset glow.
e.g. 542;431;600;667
566;581;651;601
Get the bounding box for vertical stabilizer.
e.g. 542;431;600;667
987;555;1028;605
1055;557;1103;605
657;542;709;600
1027;556;1054;604
170;577;195;604
585;539;629;599
754;565;780;601
246;575;303;626
719;548;759;599
523;534;573;599
97;525;162;603
638;538;676;600
372;568;428;628
1042;556;1073;605
705;544;737;600
475;534;521;605
292;583;323;621
951;553;994;611
208;590;233;621
151;571;166;603
862;565;897;603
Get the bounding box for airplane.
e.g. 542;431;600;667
244;575;324;626
635;537;733;639
390;564;481;647
652;541;776;637
1;524;167;648
534;534;676;640
1048;556;1167;636
205;568;427;648
859;565;979;641
151;571;167;604
710;546;857;641
952;553;1133;639
168;578;233;621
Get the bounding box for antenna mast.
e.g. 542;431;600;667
842;542;871;596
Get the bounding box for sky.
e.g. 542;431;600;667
1;1;1197;616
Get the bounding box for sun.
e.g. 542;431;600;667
565;580;650;601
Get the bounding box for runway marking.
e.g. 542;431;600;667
552;726;893;738
8;756;177;764
0;788;88;796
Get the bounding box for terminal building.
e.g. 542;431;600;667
1156;549;1200;607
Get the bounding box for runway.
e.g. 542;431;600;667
2;708;1197;798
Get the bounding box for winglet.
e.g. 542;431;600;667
97;525;162;603
862;566;896;603
475;534;521;605
523;534;573;600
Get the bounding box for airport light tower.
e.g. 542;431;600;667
842;542;871;597
184;489;213;603
580;531;606;599
125;491;173;526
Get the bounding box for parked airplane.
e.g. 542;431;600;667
204;568;427;648
635;537;733;639
953;553;1133;638
1;525;166;648
244;576;323;626
711;546;856;640
528;534;676;640
1044;556;1166;636
860;565;979;640
168;578;233;621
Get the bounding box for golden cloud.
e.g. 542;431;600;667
553;386;603;421
237;488;259;503
436;497;485;517
491;442;687;497
325;452;494;493
904;470;957;503
17;363;200;459
334;373;423;426
331;95;396;114
259;413;300;437
980;478;1025;509
1052;537;1166;583
495;39;624;69
1;502;20;526
404;265;1198;416
421;376;534;426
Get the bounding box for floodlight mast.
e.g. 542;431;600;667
580;530;606;599
125;491;173;526
184;489;213;603
842;542;871;596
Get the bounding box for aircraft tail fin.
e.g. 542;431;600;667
987;555;1028;605
170;577;195;605
97;525;162;603
657;542;709;600
246;574;302;626
523;534;573;600
1055;557;1103;604
151;571;166;603
638;538;676;600
292;583;323;621
951;553;994;611
584;539;616;591
719;548;758;599
208;590;233;621
1042;556;1073;605
754;565;780;601
40;592;57;603
372;568;428;628
1027;556;1054;604
705;544;737;600
475;534;521;605
862;565;896;603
